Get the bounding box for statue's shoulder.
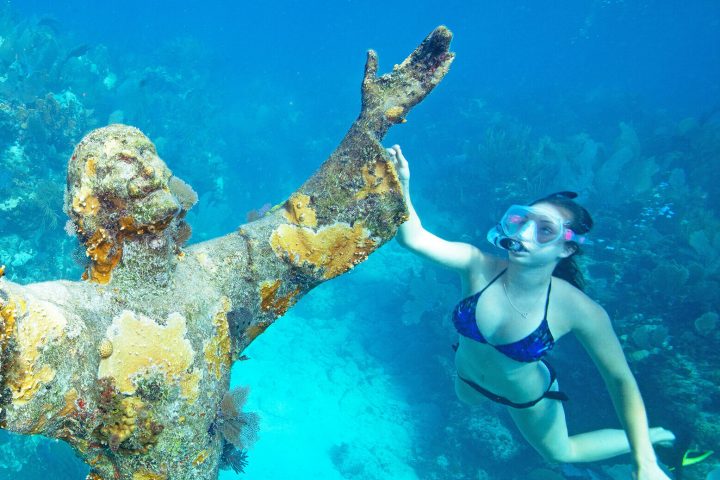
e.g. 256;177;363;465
2;278;102;318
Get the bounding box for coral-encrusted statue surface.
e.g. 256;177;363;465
0;27;454;479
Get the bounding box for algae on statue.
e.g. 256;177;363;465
0;26;454;479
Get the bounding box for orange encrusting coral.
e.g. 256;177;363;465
83;228;123;284
269;221;377;280
30;389;79;435
81;214;176;284
72;185;101;216
192;449;209;466
204;297;233;380
132;469;166;480
84;157;97;177
260;280;300;317
58;389;80;417
355;158;402;200
384;105;406;124
243;320;271;344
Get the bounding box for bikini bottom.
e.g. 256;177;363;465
456;358;569;409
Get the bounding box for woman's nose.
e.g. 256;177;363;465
518;221;537;241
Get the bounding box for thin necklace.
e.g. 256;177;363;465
502;280;544;320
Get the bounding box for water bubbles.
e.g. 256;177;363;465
658;204;675;218
638;201;675;225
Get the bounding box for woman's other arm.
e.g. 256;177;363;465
572;298;671;480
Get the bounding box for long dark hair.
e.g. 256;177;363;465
531;191;593;291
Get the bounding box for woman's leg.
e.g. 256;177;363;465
507;385;674;463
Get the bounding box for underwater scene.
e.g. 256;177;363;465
0;0;719;479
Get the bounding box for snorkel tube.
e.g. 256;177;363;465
486;224;527;252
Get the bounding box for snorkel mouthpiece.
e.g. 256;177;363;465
487;225;527;252
500;238;526;252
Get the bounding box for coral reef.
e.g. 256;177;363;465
0;27;454;479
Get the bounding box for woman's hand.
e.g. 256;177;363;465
633;459;672;480
386;144;410;184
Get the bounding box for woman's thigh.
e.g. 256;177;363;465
507;388;571;462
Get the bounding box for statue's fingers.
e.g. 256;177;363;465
364;50;379;81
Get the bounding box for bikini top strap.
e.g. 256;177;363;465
542;280;553;320
477;268;507;297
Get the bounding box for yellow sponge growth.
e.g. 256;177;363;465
6;296;67;405
0;296;17;351
283;193;318;227
98;311;198;399
270;221;376;280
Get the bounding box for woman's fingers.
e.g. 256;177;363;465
386;145;409;181
392;145;408;169
386;145;402;165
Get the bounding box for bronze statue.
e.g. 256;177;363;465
0;26;453;479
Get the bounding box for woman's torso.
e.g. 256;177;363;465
452;261;574;405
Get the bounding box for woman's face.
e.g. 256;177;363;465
506;202;576;265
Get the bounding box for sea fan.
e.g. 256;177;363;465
220;441;249;474
217;386;260;450
168;176;198;211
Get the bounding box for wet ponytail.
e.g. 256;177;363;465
553;256;585;291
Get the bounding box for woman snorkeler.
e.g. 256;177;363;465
386;144;677;479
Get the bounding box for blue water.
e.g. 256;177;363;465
1;1;719;479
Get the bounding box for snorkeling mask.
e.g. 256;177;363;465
487;205;591;252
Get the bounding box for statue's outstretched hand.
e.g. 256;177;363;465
386;144;410;184
359;26;454;137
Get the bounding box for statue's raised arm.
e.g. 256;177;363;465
0;26;453;480
190;25;454;352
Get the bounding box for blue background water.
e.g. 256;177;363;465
1;1;719;479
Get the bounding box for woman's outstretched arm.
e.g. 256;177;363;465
572;298;673;480
387;145;488;273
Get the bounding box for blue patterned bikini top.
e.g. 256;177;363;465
452;269;554;363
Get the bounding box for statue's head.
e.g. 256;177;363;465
65;124;197;283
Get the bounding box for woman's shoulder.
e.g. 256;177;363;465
466;252;506;284
551;276;608;321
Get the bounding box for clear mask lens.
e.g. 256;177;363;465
500;205;565;245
